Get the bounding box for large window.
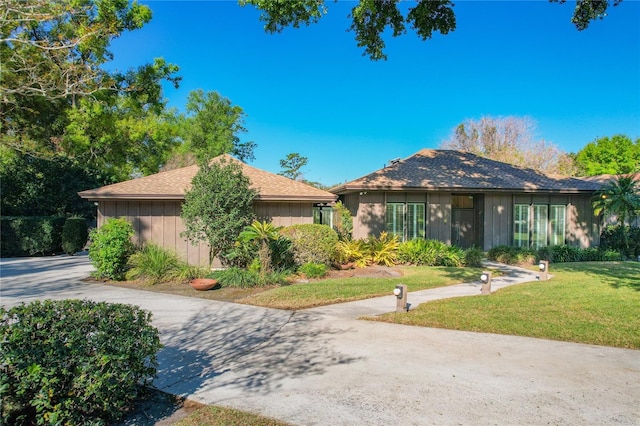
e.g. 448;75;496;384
313;205;333;227
514;204;567;248
385;202;425;241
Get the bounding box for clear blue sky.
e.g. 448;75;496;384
108;1;640;185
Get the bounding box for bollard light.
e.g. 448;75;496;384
538;260;549;281
539;262;546;272
480;273;489;283
393;285;403;299
480;271;492;295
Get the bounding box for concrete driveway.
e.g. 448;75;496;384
1;255;638;425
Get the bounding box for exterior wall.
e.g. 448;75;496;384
253;202;314;227
98;200;317;266
347;191;600;249
483;194;513;248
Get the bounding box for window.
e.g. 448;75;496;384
514;204;530;247
313;205;333;227
452;195;474;209
549;205;566;246
385;202;425;241
385;203;404;240
514;203;567;248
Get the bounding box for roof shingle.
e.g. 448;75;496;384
332;149;602;194
78;154;336;202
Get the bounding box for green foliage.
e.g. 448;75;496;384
397;238;464;267
61;217;88;255
0;299;161;425
171;90;255;166
332;200;353;241
125;243;184;285
181;158;257;266
334;239;366;265
600;225;640;258
278;152;308;180
0;216;65;257
299;262;328;278
592;175;640;227
463;246;485;267
240;220;280;275
487;245;537;265
360;232;400;267
279;224;339;266
88;218;135;280
575;135;640;176
212;267;289;288
0;153;103;218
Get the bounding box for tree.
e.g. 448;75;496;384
575;135;640;176
440;116;566;174
278;152;308;180
180;157;257;266
239;0;623;60
167;90;256;169
592;176;640;227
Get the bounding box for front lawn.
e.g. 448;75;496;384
370;262;640;349
237;266;482;310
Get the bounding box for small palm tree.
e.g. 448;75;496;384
592;176;640;227
239;220;280;275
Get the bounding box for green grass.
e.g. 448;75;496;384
371;262;640;349
239;266;483;310
175;406;290;426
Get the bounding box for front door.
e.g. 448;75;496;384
452;209;475;248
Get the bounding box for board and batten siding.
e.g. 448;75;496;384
352;192;385;240
98;200;318;266
483;194;513;248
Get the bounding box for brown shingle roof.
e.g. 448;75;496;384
332;149;602;194
78;154;336;202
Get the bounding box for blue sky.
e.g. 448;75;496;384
108;1;640;185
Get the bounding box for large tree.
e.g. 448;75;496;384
440;116;567;174
165;90;256;169
575;135;640;176
180;157;257;266
278;152;308;180
240;0;623;60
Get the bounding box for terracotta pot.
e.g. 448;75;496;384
189;278;219;291
339;262;355;270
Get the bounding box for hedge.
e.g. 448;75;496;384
0;216;65;257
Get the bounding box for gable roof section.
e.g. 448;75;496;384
332;149;602;194
78;154;336;202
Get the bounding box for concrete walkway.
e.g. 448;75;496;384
1;255;638;425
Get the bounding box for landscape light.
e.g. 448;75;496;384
393;285;403;299
480;273;489;283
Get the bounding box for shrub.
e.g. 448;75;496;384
334;239;366;265
61;217;89;255
463;246;484;267
88;218;134;280
0;216;65;257
332;201;353;241
299;262;328;278
397;239;464;267
0;299;161;426
279;224;339;266
125;243;183;284
487;245;536;265
600;225;640;258
211;267;289;288
360;232;400;267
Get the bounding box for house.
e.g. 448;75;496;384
330;149;603;250
79;155;337;265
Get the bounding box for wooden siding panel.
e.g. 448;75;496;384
151;202;164;245
483;194;512;249
567;195;599;248
163;202;177;248
354;192;385;239
427;193;451;244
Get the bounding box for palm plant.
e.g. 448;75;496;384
592;176;640;226
239;220;280;276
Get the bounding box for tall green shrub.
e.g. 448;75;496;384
61;217;89;254
0;216;65;256
0;299;161;426
332;201;353;241
88;218;134;280
279;224;339;266
125;243;183;284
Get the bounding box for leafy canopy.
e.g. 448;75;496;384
180;157;257;266
592;176;640;227
278;152;308;180
575;135;640;176
240;0;623;60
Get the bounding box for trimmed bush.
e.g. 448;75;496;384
464;246;484;267
0;216;65;257
600;225;640;258
487;245;536;265
0;299;161;425
299;262;328;278
125;243;183;284
61;217;89;254
88;218;135;280
212;267;289;288
279;224;339;266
